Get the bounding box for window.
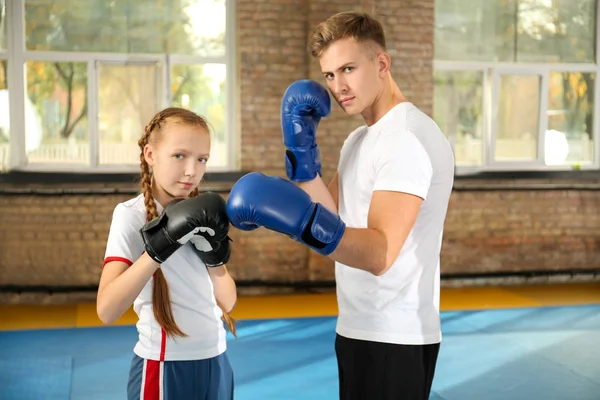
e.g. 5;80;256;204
0;0;5;50
0;1;7;169
547;72;595;165
1;0;235;172
434;70;485;166
0;61;7;169
24;0;225;57
25;61;88;164
435;0;596;64
434;0;599;172
97;62;159;166
493;73;542;162
171;63;228;167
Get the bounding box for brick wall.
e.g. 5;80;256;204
445;181;600;275
237;0;309;176
2;179;599;304
0;191;119;288
1;0;600;305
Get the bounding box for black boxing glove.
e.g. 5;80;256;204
190;234;232;267
141;192;230;264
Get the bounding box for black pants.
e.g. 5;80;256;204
335;334;440;400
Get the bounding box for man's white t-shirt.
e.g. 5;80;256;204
335;101;454;345
103;193;227;361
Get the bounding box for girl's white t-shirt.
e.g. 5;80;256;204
103;193;227;361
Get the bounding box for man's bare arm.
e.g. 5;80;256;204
296;172;338;213
328;190;423;275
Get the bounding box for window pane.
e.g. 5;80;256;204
517;0;596;63
434;70;484;166
0;60;5;88
178;0;226;57
0;0;6;50
171;64;227;168
0;60;7;169
435;0;516;62
435;0;596;63
495;74;540;161
98;63;159;165
25;0;225;57
26;61;89;164
547;72;595;165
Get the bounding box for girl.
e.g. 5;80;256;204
96;107;237;400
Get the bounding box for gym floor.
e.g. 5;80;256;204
1;282;600;400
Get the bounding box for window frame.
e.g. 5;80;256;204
4;0;237;173
435;60;600;175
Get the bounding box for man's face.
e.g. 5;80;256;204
319;37;383;116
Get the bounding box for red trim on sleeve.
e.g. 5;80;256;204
102;256;133;268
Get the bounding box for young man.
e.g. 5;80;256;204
226;11;454;400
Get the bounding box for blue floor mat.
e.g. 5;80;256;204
0;304;599;400
0;356;72;400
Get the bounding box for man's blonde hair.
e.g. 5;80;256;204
309;11;387;58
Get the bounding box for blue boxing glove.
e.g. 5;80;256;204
281;79;331;182
226;172;345;256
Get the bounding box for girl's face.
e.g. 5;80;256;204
144;120;211;205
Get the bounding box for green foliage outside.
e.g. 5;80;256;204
20;0;226;143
